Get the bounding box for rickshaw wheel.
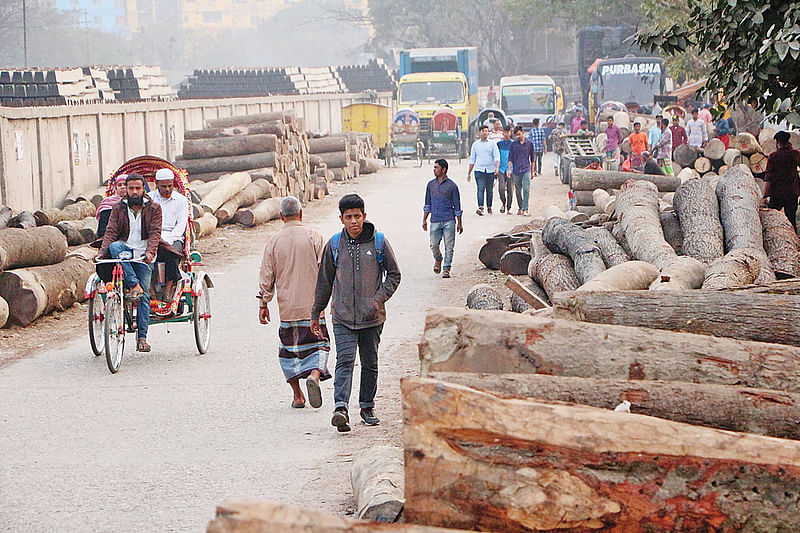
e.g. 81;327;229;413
193;278;211;354
104;292;125;374
88;293;105;357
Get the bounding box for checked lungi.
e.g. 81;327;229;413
278;318;332;382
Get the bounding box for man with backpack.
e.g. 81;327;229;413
310;194;402;432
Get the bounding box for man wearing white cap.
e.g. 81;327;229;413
151;168;188;297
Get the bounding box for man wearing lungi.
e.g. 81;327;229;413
259;196;330;409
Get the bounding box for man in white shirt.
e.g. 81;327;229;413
150;168;188;298
467;124;500;215
487;118;504;143
685;109;709;148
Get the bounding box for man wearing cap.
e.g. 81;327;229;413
151;168;188;298
763;131;800;231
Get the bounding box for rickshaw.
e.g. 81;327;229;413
85;155;213;373
426;107;462;162
387;108;423;167
468;107;508;147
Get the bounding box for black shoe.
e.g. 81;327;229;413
331;408;351;432
360;408;380;426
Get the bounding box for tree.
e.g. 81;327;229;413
635;0;800;124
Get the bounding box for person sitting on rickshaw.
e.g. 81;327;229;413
95;174;128;239
97;173;163;353
150;168;188;299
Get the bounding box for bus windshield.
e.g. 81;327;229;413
399;81;464;105
501;85;555;115
597;62;662;106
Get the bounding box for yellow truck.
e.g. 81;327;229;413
341;102;392;159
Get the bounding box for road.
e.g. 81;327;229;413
0;157;566;532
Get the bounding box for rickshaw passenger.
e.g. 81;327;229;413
98;173;163;353
96;174;127;240
150;168;188;297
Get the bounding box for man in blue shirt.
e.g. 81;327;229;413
467;124;500;215
423;159;463;278
508;126;535;216
525;118;548;176
648;114;664;149
496;125;514;214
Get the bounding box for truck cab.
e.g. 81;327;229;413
499;75;563;130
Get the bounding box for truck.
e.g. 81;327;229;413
499;75;563;130
397;47;479;156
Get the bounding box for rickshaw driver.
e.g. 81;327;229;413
97;173;163;353
150;168;188;299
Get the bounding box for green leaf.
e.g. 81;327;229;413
753;11;764;24
776;41;790;60
786;112;800;126
727;0;736;6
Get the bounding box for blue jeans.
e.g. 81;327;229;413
474;171;494;208
108;242;152;339
513;171;531;211
332;323;383;411
430;219;456;271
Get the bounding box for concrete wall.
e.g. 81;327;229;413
0;92;392;211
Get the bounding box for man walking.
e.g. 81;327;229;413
311;194;401;432
496;125;514;213
653;118;674;175
467;124;500;216
525;118;547;176
509;126;535;216
423;159;463;278
686;109;708;148
150;168;188;299
570;109;584;134
259;196;330;409
549;122;567;177
648;114;664;149
762;131;800;231
669;116;688;151
98;173;162;353
604;116;624;170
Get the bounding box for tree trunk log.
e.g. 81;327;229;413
403;376;800;532
234;197;282;227
577;260;659;291
584;227;630;267
552;289;800;346
192;212;218;238
722;278;800;295
0;295;7;328
215;179;271;224
0;247;95;326
182;134;279;159
359;158;382;174
650;256;706;290
716;164;775;283
499;249;531;276
529;230;549;258
672;143;699;167
542;218;606;284
177;152;278;175
307;136;350;154
723;148;741;167
433;372;800;440
186;121;288;140
8;211;37;229
703;138;726;161
543;205;566;220
760;208;800;278
507;276;550;312
571;168;681;192
677;167;700;183
673;177;724;264
574;190;594;206
200;172;252;213
34;200;96;226
466;284;503;310
529;254;581;300
592;189;616;215
617;179;677;269
702;248;761;289
749;151;768;174
692;156;711;173
0;226;67;271
205;110;294;129
350;446;404;522
56;217;98;246
315;151;350;169
733;132;762;155
0;206;12;229
762;138;777;155
658;210;683;255
419;308;800;391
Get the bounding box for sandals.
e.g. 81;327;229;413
291;401;305;409
306;379;323;409
136;338;151;352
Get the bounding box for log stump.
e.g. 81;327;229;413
0;226;67;271
466;283;503;310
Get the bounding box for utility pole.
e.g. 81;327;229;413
22;0;27;67
83;8;90;64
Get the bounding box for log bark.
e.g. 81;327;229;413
716;164;775;283
215;179;271;224
760;208;800;278
177;152;278;175
658;210;683;254
192;212;218;238
56;217;98;246
703;138;726;161
0;226;67;271
307;136;349;154
0;247;95;326
0;206;12;229
499;249;531;276
466;283;503;310
8;211;36;229
529;230;549;258
185;121;288;140
592;189;616;215
617;179;676;269
571;168;681;192
718;164;729;176
479;234;530;270
201;172;251;213
403;377;800;532
552;289;800;346
723;148;742;167
702;248;761;289
505;276;549;311
315;151;350;169
234;197;282;227
433;372;800;440
359;158;382;175
542;217;606;284
574;190;595;206
733;132;762;155
749;151;768;174
0;295;7;328
543;205;565;219
577;261;659;291
34;200;96;226
673;177;724;264
182;134;279;159
650;256;706;290
350;446;404;522
530;254;580;299
584;227;629;267
205;110;294;129
676;167;700;183
672;143;699;167
419;307;800;391
566;210;589;223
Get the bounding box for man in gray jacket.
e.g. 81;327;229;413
311;194;401;432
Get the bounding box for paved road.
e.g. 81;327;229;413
0;159;557;532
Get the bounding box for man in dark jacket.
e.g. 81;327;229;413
98;173;163;352
310;194;401;432
762;130;800;231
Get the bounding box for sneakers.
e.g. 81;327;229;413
507;209;513;215
442;270;451;279
517;209;523;215
522;209;530;216
476;207;484;216
433;260;442;274
360;408;380;426
331;408;351;432
500;206;506;214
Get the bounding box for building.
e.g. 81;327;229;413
123;0;180;33
180;0;288;30
54;0;126;32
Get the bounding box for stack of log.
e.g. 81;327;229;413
307;131;382;182
671;131;771;189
